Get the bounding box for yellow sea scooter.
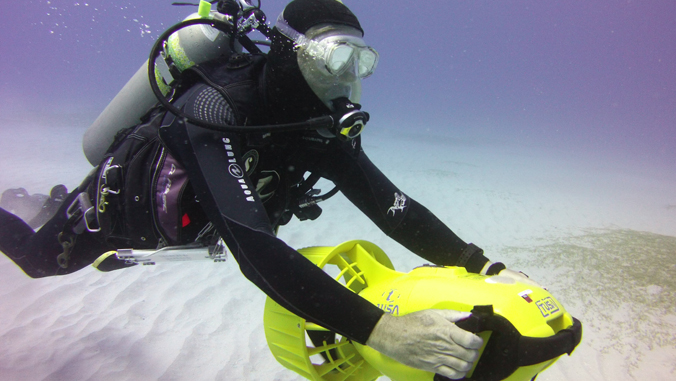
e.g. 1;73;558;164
263;241;582;381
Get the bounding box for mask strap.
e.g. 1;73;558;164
275;13;309;46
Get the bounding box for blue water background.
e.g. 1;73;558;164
1;3;675;379
1;0;674;169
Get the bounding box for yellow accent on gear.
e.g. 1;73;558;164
263;240;579;381
92;251;118;270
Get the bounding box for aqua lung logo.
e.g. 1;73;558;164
535;297;560;317
222;138;254;202
377;289;401;315
228;164;243;178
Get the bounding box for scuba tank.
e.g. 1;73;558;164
83;1;250;165
84;0;369;166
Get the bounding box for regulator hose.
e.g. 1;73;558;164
147;17;336;134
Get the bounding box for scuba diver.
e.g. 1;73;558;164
0;0;544;378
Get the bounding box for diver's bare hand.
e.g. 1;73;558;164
366;309;483;379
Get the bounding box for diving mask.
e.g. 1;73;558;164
275;14;379;80
308;37;379;78
274;13;374;139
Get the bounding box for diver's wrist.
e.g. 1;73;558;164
366;312;395;349
457;243;489;273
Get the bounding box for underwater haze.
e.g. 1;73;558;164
1;1;675;380
2;0;675;166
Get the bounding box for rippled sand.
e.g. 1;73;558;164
1;123;674;380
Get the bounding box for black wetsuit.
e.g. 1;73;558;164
0;54;488;345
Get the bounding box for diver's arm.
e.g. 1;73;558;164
158;89;384;344
333;148;543;287
320;146;486;376
329;147;489;272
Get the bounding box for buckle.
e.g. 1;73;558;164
66;192;101;234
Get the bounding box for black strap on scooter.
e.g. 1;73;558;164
435;305;582;381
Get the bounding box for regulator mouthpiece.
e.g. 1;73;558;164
331;97;369;141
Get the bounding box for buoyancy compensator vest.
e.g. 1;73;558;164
83;8;243;166
182;53;272;127
83;0;275;165
91;108;186;250
84;52;271;252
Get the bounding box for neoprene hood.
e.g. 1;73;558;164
266;0;364;123
282;0;363;35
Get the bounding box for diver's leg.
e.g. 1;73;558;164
0;207;39;276
0;190;82;278
0;191;124;278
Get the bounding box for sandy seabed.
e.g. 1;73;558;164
1;121;674;380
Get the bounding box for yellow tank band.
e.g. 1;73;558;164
198;0;211;18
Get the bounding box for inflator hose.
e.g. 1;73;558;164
147;18;336;135
435;305;583;381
